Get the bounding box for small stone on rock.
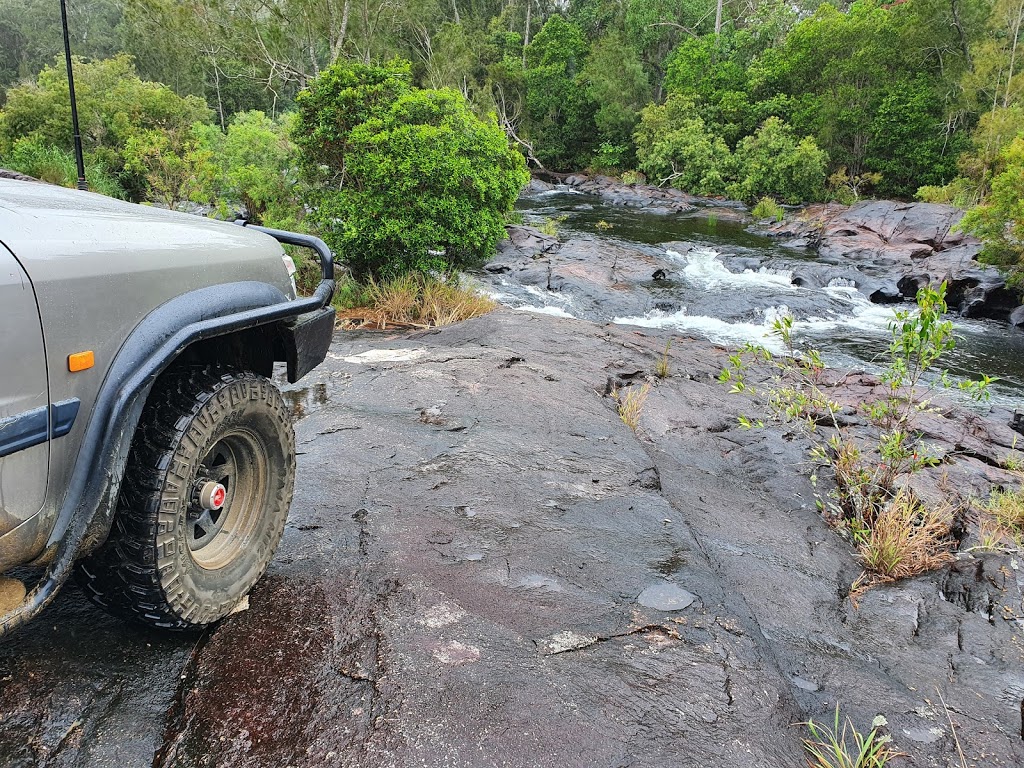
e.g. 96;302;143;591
637;583;696;611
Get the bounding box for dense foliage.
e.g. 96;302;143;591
2;0;1024;278
295;61;528;277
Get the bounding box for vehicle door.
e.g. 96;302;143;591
0;241;49;536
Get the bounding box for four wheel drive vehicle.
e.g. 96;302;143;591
0;175;336;637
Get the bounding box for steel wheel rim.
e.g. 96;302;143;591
187;429;268;570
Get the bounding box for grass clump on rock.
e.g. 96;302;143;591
752;196;785;222
802;707;902;768
612;382;651;432
334;273;496;330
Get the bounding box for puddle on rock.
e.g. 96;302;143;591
281;381;329;419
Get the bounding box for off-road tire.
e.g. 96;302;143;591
77;366;295;630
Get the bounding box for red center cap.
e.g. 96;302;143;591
210;485;226;509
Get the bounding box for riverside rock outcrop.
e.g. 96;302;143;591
758;200;1019;320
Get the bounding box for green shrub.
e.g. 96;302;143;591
959;136;1024;281
0;55;211;197
751;196;785;222
634;95;733;196
294;60;529;279
194;111;301;227
728;117;828;204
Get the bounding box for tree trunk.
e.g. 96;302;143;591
522;0;531;66
950;0;973;71
1005;0;1024;108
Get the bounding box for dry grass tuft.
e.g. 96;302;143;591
970;486;1024;552
654;339;672;379
855;487;955;585
335;273;496;330
613;382;651;431
986;488;1024;535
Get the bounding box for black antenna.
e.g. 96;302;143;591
59;0;87;191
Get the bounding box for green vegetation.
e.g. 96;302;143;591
295;61;528;278
751;197;785;222
2;1;1024;278
803;708;902;768
719;284;992;588
654;339;672;379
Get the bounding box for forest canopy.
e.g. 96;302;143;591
1;0;1023;279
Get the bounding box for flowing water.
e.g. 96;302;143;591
500;190;1024;406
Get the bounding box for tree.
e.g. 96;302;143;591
0;0;122;89
959;135;1024;285
0;55;211;163
582;30;650;155
865;78;967;198
294;60;529;277
194;111;301;226
634;95;734;195
522;16;596;169
729;117;828;204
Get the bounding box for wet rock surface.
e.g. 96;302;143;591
755;200;1019;320
3;309;1023;766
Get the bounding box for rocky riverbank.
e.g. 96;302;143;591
3;309;1021;767
527;173;1021;326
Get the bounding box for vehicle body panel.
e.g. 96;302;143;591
0;180;296;558
0;178;336;635
0;242;49;533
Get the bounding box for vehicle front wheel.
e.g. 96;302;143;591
77;366;296;630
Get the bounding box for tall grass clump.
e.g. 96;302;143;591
3;138;124;198
752;196;785;222
334;273;496;329
613;382;651;431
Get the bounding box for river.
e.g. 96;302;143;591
484;189;1024;406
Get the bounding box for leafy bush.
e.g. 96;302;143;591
294;61;529;278
959;136;1024;282
0;55;211;196
728;117;828;204
123;127;217;208
634;95;733;195
194;111;300;226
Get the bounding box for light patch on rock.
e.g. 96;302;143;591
515;574;563;591
418;602;466;629
638;583;697;611
539;631;599;655
338;348;424;364
902;726;945;744
431;641;481;665
228;595;249;615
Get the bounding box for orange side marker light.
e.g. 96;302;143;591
68;351;94;372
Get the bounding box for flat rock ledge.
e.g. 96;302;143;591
4;309;1021;767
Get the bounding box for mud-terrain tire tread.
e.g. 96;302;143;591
76;366;295;630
